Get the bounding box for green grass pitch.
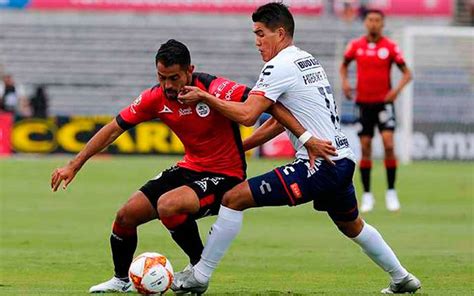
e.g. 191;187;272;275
1;156;473;295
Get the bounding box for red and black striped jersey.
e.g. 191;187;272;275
117;72;249;180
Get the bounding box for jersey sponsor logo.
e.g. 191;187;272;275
302;71;327;85
368;42;376;49
290;183;302;199
294;57;320;72
261;65;274;76
179;107;193;116
129;95;142;114
159;105;173;114
335;135;349;149
196;102;210;117
224;84;241;101
377;47;389;59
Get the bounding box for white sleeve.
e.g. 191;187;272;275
251;60;296;102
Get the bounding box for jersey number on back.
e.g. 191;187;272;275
318;86;340;130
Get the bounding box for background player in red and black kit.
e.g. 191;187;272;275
50;39;252;293
340;9;412;213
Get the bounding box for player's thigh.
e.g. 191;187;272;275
185;174;243;219
377;103;396;133
248;159;314;208
221;181;256;211
157;185;200;217
116;191;158;227
139;165;188;210
357;103;376;138
359;135;372;158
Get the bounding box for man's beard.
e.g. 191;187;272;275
165;89;178;100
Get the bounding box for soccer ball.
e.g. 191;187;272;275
129;252;174;295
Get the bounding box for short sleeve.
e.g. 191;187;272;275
208;78;251;103
117;88;157;129
250;61;296;102
344;40;357;61
391;43;406;66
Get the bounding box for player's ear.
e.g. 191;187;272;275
187;65;195;74
277;27;286;40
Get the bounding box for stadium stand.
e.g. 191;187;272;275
0;11;449;116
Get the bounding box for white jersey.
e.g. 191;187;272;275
251;45;355;162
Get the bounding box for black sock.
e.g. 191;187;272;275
384;158;397;190
110;223;137;279
360;167;371;192
170;218;203;266
386;167;396;189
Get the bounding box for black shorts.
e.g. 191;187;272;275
140;165;242;220
248;158;358;222
357;103;396;137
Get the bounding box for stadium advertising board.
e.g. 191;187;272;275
12;116;185;154
10;115;255;155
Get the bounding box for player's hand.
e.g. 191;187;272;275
304;137;338;168
342;80;353;100
51;164;78;192
385;89;399;103
178;86;206;104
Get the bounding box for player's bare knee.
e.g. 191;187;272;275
157;196;176;218
334;218;364;238
115;206;135;228
222;189;245;210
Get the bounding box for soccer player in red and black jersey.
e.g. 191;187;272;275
50;39;252;293
340;9;412;213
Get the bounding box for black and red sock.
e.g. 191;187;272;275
110;222;137;280
162;214;203;266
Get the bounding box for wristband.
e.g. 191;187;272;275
298;131;312;145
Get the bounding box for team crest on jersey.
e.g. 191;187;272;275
196;102;210;117
377;47;389;59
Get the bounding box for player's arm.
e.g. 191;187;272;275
385;63;412;103
179;87;272;127
243;116;284;151
267;103;337;166
340;40;356;100
51;119;125;191
339;57;353;100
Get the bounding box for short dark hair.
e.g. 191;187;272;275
364;9;385;19
252;2;295;38
155;39;191;68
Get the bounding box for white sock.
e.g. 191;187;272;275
352;222;408;283
193;205;243;283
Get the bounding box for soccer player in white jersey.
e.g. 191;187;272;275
175;2;421;294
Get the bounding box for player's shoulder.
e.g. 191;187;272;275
264;46;302;74
349;36;366;47
381;36;399;47
193;72;218;90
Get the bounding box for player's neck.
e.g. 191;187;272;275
366;33;382;43
276;40;294;55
